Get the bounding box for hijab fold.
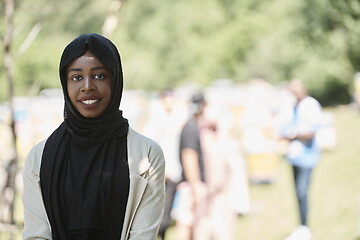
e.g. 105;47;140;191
40;33;130;240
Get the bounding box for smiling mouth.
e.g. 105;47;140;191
81;99;99;105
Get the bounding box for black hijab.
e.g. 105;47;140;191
40;33;130;240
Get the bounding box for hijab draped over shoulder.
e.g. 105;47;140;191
40;33;130;240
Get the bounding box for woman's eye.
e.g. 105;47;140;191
71;75;82;81
94;74;105;80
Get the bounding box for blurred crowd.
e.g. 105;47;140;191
0;79;336;239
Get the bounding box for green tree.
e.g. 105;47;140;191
1;0;360;105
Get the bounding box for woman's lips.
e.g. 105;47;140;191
78;96;101;108
82;99;99;105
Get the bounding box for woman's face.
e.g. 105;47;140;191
66;51;112;118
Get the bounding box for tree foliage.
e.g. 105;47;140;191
1;0;360;105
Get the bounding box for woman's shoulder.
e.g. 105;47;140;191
127;127;165;174
127;127;162;151
24;139;47;176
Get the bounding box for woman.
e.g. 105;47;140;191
22;33;165;240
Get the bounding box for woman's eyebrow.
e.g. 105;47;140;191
91;66;108;71
67;66;107;73
67;68;82;72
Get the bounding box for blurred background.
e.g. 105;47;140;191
0;0;360;239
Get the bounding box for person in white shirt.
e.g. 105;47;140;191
280;79;323;240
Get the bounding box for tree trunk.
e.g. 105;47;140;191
101;0;124;38
3;0;18;234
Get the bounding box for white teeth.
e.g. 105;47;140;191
82;100;98;105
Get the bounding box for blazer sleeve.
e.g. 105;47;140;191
22;141;52;240
128;142;165;239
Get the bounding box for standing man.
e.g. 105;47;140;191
175;92;208;240
281;79;323;240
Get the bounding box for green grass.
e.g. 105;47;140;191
2;107;360;240
165;106;360;240
310;107;360;240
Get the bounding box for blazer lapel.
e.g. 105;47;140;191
120;128;151;240
121;174;148;240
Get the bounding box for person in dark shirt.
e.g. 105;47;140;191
175;92;208;240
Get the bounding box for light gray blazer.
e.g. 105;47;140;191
22;127;165;240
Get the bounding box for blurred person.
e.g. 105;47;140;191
221;104;251;216
280;79;323;240
174;92;208;240
142;89;184;240
22;33;165;240
200;106;237;240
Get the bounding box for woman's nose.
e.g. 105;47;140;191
81;77;96;91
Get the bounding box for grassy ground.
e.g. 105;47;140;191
165;106;360;240
1;106;359;240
